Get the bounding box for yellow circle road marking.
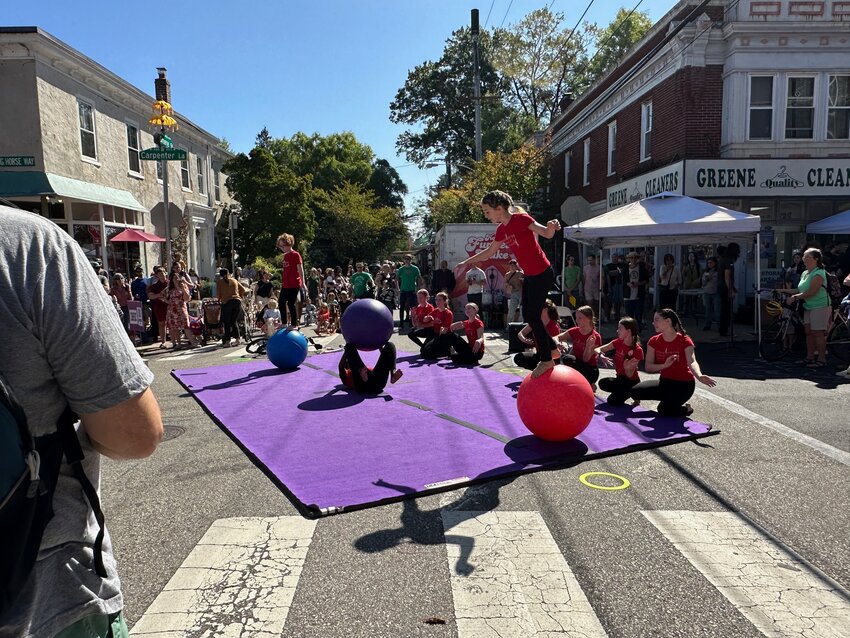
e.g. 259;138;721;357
579;471;630;491
499;367;527;375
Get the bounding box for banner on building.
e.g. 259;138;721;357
606;161;684;210
685;159;850;197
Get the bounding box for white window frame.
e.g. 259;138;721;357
640;102;652;162
180;158;191;191
196;156;206;195
126;121;142;177
77;97;98;163
783;75;817;140
827;74;850;140
582;138;590;186
747;75;775;141
214;169;221;202
607;121;617;176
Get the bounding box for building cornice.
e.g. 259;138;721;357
0;28;233;160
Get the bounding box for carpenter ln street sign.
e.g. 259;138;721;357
140;148;187;161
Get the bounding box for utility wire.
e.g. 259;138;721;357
498;0;515;29
483;0;496;28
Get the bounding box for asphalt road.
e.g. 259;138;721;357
102;320;850;638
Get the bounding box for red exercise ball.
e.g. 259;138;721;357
517;365;596;442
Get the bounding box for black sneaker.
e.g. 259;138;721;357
683;403;694;417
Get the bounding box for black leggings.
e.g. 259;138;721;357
521;267;556;363
408;328;434;348
448;333;483;365
629;377;695;416
421;333;453;359
599;375;639;405
339;342;396;393
281;287;299;326
220;299;242;342
560;354;600;385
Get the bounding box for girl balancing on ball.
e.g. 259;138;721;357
629;308;716;417
594;316;644;405
457;190;562;378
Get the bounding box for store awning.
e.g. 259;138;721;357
110;228;166;242
0;171;148;212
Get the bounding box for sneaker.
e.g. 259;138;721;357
836;368;850;378
220;340;231;348
234;338;241;346
682;403;694;417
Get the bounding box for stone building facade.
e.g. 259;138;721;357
0;27;234;278
547;0;850;271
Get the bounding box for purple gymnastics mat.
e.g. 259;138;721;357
172;350;717;517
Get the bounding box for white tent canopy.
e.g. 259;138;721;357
563;192;761;248
807;208;850;234
562;193;762;343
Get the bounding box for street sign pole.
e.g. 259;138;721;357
163;136;171;267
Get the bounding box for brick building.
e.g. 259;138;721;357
0;27;234;278
548;0;850;274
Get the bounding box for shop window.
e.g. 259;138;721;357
156;160;164;182
827;75;850;139
749;200;776;222
785;77;815;139
806;199;834;221
749;76;774;140
73;224;102;265
70;202;100;221
214;170;221;202
197;157;206;195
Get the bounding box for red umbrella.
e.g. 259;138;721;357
110;228;166;242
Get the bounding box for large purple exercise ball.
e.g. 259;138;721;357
340;299;394;351
266;327;309;369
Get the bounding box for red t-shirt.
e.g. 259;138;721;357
531;320;562;351
648;333;695;381
611;338;644;381
494;212;550;276
463;317;485;351
567;326;601;366
429;307;453;333
412;303;434;329
281;250;303;289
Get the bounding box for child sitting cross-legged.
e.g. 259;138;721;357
408;288;435;348
594;316;643;405
420;291;454;359
316;301;333;335
446;302;485;365
262;298;283;336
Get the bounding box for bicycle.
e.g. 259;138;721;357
759;290;804;361
827;303;850;363
245;327;323;357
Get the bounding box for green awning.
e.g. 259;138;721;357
0;171;148;212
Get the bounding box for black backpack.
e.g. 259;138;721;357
0;378;106;617
823;270;844;309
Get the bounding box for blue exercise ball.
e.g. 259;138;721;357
340;299;394;351
266;327;309;369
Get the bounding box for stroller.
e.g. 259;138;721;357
188;301;205;344
201;298;223;344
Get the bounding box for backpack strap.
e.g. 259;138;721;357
56;407;107;578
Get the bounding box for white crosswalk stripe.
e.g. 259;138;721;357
441;511;609;637
642;510;850;638
131;517;317;637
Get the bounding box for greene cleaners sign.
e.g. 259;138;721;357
685;159;850;197
606;161;684;210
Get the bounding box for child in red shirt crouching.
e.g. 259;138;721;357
421;292;454;359
594;316;644;405
447;302;485;365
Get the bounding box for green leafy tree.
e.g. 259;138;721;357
427;145;548;229
367;159;408;210
492;7;593;126
310;182;409;266
585;8;653;83
390;27;509;166
222;148;315;265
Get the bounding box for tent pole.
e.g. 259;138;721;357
599;250;603;325
561;234;566;296
755;232;762;345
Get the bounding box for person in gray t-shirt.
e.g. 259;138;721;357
0;207;163;638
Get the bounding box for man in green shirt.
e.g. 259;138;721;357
396;254;422;332
349;262;375;300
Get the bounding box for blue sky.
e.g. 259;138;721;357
4;0;674;225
